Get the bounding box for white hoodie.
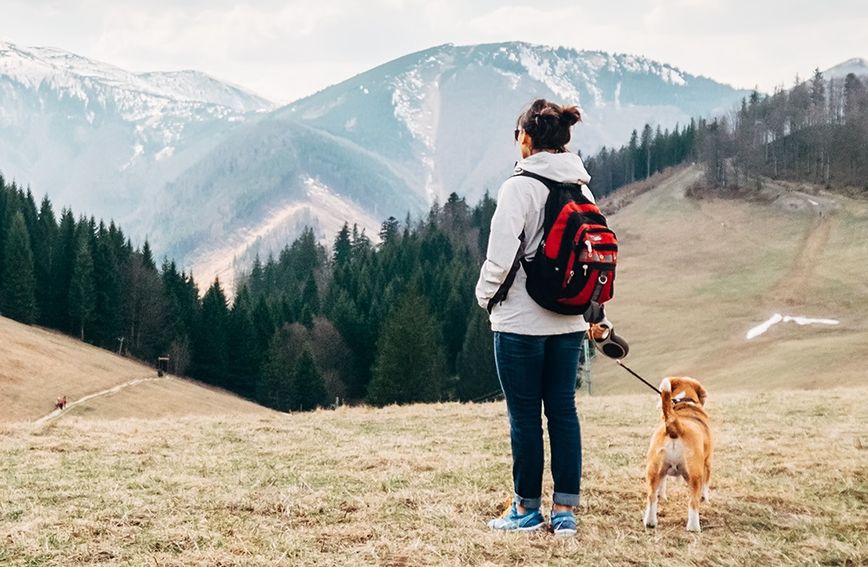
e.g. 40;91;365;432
475;151;595;335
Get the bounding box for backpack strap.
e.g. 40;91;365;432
513;170;590;233
487;229;525;313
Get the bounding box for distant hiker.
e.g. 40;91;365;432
476;98;614;537
54;396;67;411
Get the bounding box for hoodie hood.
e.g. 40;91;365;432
514;151;592;184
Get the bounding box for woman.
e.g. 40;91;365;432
475;98;594;537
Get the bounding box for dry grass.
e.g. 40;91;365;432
0;317;156;421
1;387;865;566
592;165;868;395
0;316;269;422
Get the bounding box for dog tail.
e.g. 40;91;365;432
660;378;682;438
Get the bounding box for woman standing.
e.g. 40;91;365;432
476;98;594;537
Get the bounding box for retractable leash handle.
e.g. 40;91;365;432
583;303;660;395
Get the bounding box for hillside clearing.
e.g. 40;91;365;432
593;165;868;395
0;315;269;422
1;386;865;566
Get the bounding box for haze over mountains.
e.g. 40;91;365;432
0;40;272;231
1;38;836;288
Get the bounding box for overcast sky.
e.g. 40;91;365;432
2;0;865;104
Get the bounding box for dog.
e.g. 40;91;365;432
643;376;712;532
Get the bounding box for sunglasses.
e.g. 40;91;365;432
514;129;521;142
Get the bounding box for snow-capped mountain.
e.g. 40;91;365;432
0;40;272;226
150;42;748;288
1;40;750;291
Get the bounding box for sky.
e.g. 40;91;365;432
1;0;866;104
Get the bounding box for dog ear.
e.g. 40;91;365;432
695;382;708;405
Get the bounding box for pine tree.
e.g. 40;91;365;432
192;279;230;386
367;292;446;406
290;349;327;411
333;222;352;266
0;212;37;323
260;325;294;411
91;223;122;346
456;308;499;402
49;209;76;331
68;223;95;339
33;196;57;325
227;286;260;398
379;216;400;244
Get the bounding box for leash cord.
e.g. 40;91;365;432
586;329;661;395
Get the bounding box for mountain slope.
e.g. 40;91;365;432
154;42;749;287
589;166;868;394
0;315;268;422
0;40;272;226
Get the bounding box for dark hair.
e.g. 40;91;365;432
516;98;582;152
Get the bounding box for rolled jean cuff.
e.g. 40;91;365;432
553;492;580;507
514;493;541;510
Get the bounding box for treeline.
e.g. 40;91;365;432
583;120;699;197
721;70;868;188
586;71;868;194
235;195;502;409
0;177;174;358
0;175;501;411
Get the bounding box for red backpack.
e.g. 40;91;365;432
487;170;618;316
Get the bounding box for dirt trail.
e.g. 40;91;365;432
773;216;835;306
34;376;165;426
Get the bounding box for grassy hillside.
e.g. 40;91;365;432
0;316;269;422
1;387;864;566
591;165;868;395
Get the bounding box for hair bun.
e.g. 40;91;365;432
560;106;582;126
516;99;581;152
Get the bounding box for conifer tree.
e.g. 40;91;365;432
50;209;76;331
333;222;352;266
91;224;122;346
456;308;499;402
0;212;37;323
33;196;57;324
367;291;446;406
227;286;260;398
193;278;230;385
290;349;327;411
68;223;95;339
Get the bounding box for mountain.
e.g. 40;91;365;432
823;57;868;80
0;40;750;290
0;40;273;227
147;42;749;287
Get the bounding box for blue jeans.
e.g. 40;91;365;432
493;331;583;509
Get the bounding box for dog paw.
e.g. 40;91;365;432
659;378;671;392
643;506;657;528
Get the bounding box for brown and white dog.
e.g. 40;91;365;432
643;376;712;532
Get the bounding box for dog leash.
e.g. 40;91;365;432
586;329;661;395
